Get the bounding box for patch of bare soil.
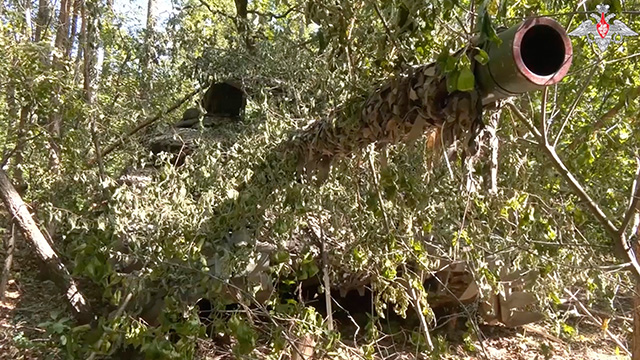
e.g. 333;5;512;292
0;240;69;360
445;323;629;360
191;319;630;360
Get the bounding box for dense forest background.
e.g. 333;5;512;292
1;0;640;359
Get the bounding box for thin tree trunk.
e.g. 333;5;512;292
0;169;93;323
67;0;81;59
635;252;640;359
54;0;72;53
23;0;33;40
0;224;16;302
75;12;84;67
13;106;29;187
34;0;50;42
82;0;94;103
82;0;105;181
47;0;73;174
6;36;29;189
141;0;155;94
633;213;640;360
233;0;253;50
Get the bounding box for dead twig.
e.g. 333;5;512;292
553;65;598;147
87;292;134;360
403;272;433;351
319;223;334;331
90;88;201;164
564;289;631;356
540;87;548;143
620;157;640;236
507;102;640;281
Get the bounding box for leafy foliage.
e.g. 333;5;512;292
1;0;639;358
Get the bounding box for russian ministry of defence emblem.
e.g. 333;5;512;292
568;4;638;52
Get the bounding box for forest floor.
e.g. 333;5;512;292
0;242;632;360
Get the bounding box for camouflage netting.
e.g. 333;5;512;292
127;57;494;311
290;62;484;181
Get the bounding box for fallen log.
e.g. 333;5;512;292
0;169;93;323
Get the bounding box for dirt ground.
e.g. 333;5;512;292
0;243;632;360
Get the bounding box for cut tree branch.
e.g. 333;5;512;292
564;289;631;356
507;102;640;281
553;65;597;147
90;88;200;164
247;5;299;19
593;85;640;132
620;157;640;236
540;87;548;144
0;169;93;323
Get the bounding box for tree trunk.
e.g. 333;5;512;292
0;225;16;301
233;0;253;50
54;0;72;53
82;0;95;103
635;264;640;359
23;0;33;40
66;0;82;59
47;0;74;174
13;106;30;187
5;46;29;190
0;169;93;323
633;213;640;359
82;0;105;182
141;0;156;94
34;0;50;42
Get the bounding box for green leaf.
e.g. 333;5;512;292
444;55;457;73
457;67;475;91
272;250;289;264
481;11;502;46
317;30;327;54
446;71;459;93
474;49;489;65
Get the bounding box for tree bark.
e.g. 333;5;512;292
34;0;50;42
13;106;29;187
54;0;72;53
233;0;253;50
82;0;96;103
0;169;93;323
82;0;105;183
0;225;16;302
23;0;33;40
5;62;29;190
47;0;74;174
632;213;640;360
67;0;82;59
635;234;640;359
141;0;156;94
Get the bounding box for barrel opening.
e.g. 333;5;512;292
520;25;566;76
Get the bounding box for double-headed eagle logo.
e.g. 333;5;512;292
569;4;637;52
